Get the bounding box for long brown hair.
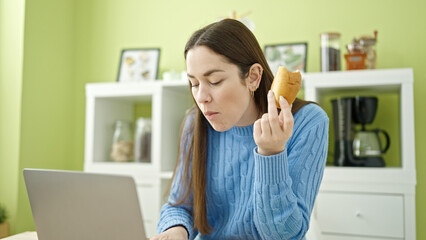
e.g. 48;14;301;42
170;19;312;235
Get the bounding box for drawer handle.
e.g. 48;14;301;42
355;211;362;218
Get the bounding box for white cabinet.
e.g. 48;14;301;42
316;192;404;238
84;69;416;239
84;81;193;237
303;68;416;239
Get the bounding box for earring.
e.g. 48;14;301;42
250;88;256;97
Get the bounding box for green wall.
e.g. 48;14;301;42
0;0;77;233
1;0;425;238
0;0;25;234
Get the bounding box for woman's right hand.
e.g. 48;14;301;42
149;226;188;240
254;90;294;156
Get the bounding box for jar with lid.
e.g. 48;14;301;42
134;118;152;163
359;30;378;69
110;120;134;162
345;40;367;70
320;32;341;71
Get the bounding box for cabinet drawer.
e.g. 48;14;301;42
322;234;402;240
316;192;404;238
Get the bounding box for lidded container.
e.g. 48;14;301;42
359;30;378;69
320;32;341;71
110;120;134;162
134;118;152;163
345;40;367;70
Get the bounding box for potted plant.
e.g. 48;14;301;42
0;203;9;238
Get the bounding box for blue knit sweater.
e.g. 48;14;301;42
157;103;329;240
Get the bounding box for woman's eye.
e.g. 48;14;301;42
189;80;199;88
210;80;222;86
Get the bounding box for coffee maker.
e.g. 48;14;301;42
331;96;390;167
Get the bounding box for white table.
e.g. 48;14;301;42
2;232;37;240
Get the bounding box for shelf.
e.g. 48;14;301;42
304;70;417;239
85;80;193;174
304;68;415;171
88;161;153;167
87;97;153;164
303;68;412;86
160;171;173;179
84;70;416;239
323;166;416;186
84;80;193;236
304;68;413;101
84;162;157;179
86;81;158;97
321;91;400;167
161;80;189;88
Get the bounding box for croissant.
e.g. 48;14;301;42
270;66;302;108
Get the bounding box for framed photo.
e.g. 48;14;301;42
117;48;160;82
264;43;307;75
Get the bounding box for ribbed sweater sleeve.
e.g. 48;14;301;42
253;107;329;239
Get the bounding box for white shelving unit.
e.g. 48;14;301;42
84;68;416;239
304;68;416;239
84;80;193;237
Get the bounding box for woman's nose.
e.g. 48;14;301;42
195;84;211;103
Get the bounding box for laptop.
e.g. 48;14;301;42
23;169;147;240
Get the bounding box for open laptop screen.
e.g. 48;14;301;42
23;169;146;240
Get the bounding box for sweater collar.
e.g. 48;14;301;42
208;123;254;137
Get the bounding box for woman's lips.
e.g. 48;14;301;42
204;111;219;120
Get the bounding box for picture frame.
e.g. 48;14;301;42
117;48;160;82
264;42;307;75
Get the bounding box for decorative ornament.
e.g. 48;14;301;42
223;10;255;32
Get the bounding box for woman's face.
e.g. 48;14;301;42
186;46;259;131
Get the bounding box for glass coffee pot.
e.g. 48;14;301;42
352;96;390;158
353;129;390;157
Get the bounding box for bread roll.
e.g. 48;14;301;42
270;66;301;108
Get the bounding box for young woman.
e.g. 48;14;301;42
151;19;329;240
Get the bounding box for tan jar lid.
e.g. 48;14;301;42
320;32;341;38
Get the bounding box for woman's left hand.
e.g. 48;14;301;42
254;90;294;156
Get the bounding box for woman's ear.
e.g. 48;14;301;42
246;63;263;91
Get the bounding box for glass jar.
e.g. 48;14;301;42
321;32;341;71
345;42;366;70
110;120;134;162
134;118;152;163
360;38;377;69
